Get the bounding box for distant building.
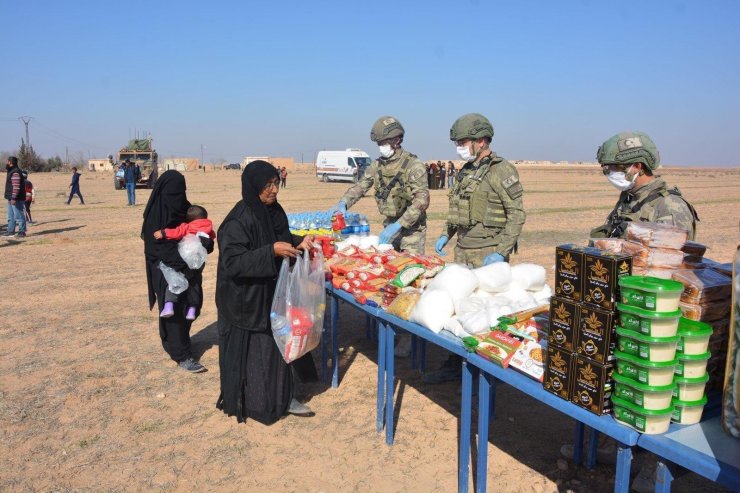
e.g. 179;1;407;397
88;158;113;171
162;157;200;171
242;156;296;170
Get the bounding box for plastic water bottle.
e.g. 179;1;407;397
359;215;370;237
270;312;290;336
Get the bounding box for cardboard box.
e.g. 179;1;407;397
571;354;614;415
549;297;579;352
544;346;574;400
474;331;522;368
576;305;617;363
509;339;546;382
583;250;632;310
555;244;586;302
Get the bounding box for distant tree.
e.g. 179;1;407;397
47;156;64;170
18;139;48;172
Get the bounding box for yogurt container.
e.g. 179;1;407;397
618;276;684;312
614;350;676;386
673;374;709;401
676;318;713;355
674;351;710;378
615;327;678;363
616;303;681;337
612;396;673;434
613;372;675;411
671;396;708;425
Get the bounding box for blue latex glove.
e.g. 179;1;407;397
333;201;347;213
483;252;505;265
435;235;449;256
378;222;402;245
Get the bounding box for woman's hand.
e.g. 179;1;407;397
274;241;300;258
296;234;315;251
153;230;163;240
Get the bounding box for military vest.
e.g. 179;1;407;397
374;152;414;218
447;155;506;229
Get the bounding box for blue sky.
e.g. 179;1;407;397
1;0;739;166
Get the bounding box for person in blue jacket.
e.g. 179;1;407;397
124;160;141;205
66;167;84;205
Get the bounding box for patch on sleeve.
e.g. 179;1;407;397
502;175;519;188
502;174;523;199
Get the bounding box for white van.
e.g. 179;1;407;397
316;149;372;183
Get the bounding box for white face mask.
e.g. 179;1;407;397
607;167;637;191
378;144;394;159
456;145;475;162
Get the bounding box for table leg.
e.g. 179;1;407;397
385;324;396;445
587;429;600;469
614;443;633;493
655;460;673;493
489;377;497;421
331;294;340;389
377;321;386;433
476;371;492;493
459;360;474;493
573;422;585;465
411;334;418;370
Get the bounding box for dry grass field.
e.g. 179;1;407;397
1;165;738;492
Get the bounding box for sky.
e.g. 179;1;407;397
1;0;739;166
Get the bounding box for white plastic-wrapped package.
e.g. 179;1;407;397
473;262;512;293
178;234;208;269
493;287;538;312
442;317;467;338
410;289;455;333
531;284;553;305
358;235;380;250
510;263;547;291
426;264;479;304
458;310;492;335
455;297;488;317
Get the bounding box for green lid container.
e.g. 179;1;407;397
674;351;710;378
617;303;681;337
612;396;673;434
618;276;684;312
671;396;708;425
676;318;713;355
613;372;675;410
673;373;709;401
614;350;677;386
616;327;679;362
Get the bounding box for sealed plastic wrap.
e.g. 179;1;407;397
721;246;739;437
592;238;625;254
270;250;326;363
158;261;189;294
672;268;732;303
682;256;721;270
473;262;512;293
386;290;422;320
426;264;479;305
625;221;689;249
510;263;547;291
681;241;708;257
632;267;676;280
178;234;208;269
410;289;454;333
679;299;732;323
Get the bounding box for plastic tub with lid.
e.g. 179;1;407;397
617;303;681;337
673;374;709;401
674;351;710;378
618;276;684;312
676;318;713;356
614;350;676;386
612;396;673;434
616;327;678;363
671;396;708;425
613;372;675;411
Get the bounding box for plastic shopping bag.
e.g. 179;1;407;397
178;234;208;269
158;261;189;295
270;249;326;363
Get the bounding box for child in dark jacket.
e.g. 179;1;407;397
153;204;215;320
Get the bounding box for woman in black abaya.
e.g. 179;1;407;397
142;170;208;373
215;161;316;424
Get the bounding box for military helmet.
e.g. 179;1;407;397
596;131;660;170
449;113;494;141
370;116;404;143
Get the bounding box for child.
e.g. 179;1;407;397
153;204;215;320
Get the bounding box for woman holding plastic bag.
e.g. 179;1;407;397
215;161;317;424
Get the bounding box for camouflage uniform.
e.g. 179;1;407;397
341;149;430;253
591;177;698;239
445;153;526;268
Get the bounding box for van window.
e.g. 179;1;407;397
347;158;356;168
355;157;371;168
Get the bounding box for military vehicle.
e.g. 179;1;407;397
113;137;159;190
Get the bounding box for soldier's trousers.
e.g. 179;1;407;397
383;217;426;254
454;244;508;268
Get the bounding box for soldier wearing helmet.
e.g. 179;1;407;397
434;113;526;267
591;131;698;239
335;116;430;253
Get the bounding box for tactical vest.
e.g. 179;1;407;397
447;156;506;229
374;153;414;218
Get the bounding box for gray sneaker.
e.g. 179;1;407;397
14;232;26;238
287;398;314;416
178;358;206;373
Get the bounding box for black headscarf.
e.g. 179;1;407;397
240;160;292;243
141;170;191;308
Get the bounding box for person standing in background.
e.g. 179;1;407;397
23;171;34;224
447;161;455;188
66;167;85;205
4;156;27;238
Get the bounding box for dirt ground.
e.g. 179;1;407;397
1;165;738;492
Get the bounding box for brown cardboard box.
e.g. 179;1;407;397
576;305;617;363
555;244;586;302
544;346;574;400
583;251;632;311
571;354;614;415
549;297;579;352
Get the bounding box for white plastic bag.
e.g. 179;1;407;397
410;289;454;333
426;264;479;305
458;309;492;335
510;263;547;292
158;261;189;295
473;262;512;293
178;234;208;269
270;250;326;363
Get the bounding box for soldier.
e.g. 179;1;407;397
591;131;698;239
334;116;430;253
425;113;526;384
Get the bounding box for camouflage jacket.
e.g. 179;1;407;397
341;149;430;229
592;177;698;240
444;153;526;254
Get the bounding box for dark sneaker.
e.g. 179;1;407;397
185;306;197;321
178;358;206;373
160;301;175;318
2;231;15;237
287;398;314;417
14;232;26;238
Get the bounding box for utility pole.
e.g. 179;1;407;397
201;144;205;169
20;116;32;149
